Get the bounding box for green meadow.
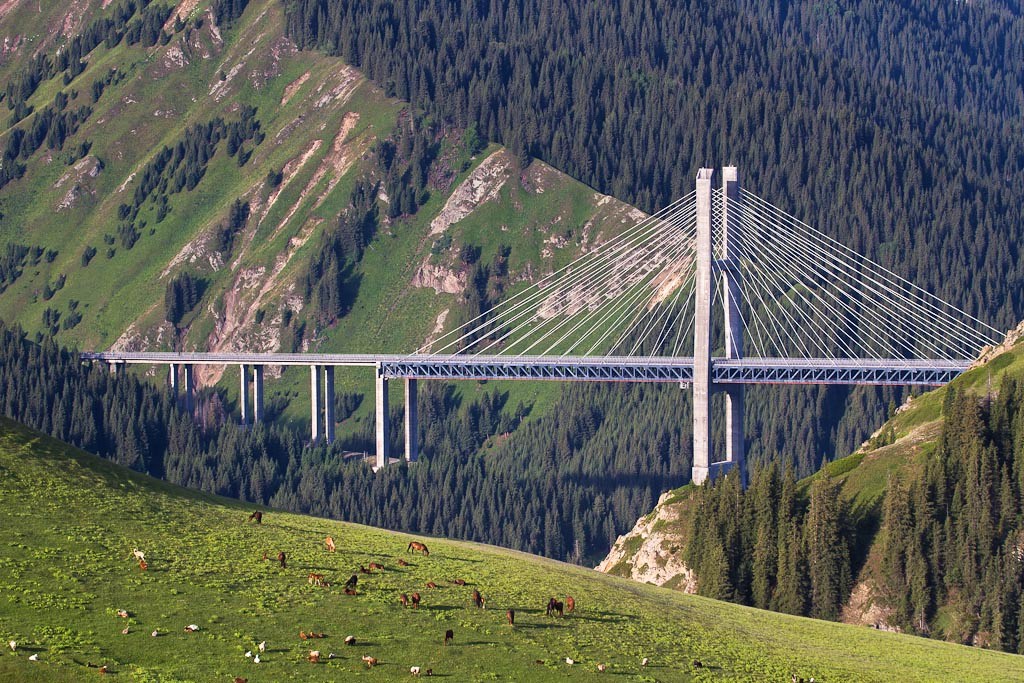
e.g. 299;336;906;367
0;416;1021;682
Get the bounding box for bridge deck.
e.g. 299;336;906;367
81;352;971;386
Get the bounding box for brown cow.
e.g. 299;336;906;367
344;587;358;596
471;590;484;609
506;609;515;626
426;581;438;589
411;592;421;608
361;656;378;668
397;558;409;567
407;541;430;556
324;537;336;553
452;579;466;586
359;565;372;574
368;562;384;571
248;511;263;524
444;629;454;646
565;595;576;613
138;560;148;571
277;552;287;569
399;593;409;607
546;597;563;617
308;573;326;586
308;650;321;663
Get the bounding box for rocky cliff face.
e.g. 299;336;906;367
595;490;696;592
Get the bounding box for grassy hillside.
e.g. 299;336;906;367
1;416;1021;682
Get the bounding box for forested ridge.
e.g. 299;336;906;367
283;0;1024;327
677;369;1024;653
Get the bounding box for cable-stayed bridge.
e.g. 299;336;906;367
83;167;1001;485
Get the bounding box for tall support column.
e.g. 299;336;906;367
721;166;746;487
169;363;178;398
405;378;418;462
252;365;264;424
324;366;335;444
239;364;250;425
182;364;194;414
691;168;714;485
310;365;322;442
375;366;390;469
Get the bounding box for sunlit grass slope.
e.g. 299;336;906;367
0;417;1020;682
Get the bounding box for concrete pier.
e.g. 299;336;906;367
182;364;194;413
405;378;418;462
169;363;178;397
375;368;390;469
324;366;335;444
252;365;264;424
691;168;714;485
239;364;250;424
310;365;321;442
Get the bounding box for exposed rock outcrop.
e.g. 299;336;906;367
596;490;696;592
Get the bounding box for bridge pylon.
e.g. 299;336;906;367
691;167;746;487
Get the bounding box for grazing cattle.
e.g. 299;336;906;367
139;560;148;571
325;537;336;553
411;666;421;676
258;641;266;653
277;552;287;569
368;562;384;571
233;678;248;683
308;650;320;663
565;596;576;613
345;574;358;589
641;657;649;667
407;541;429;556
359;565;372;574
361;655;378;668
399;593;409;607
471;590;484;609
506;609;515;626
425;670;432;676
344;636;356;646
299;631;308;640
565;657;575;665
693;660;703;668
546;597;564;617
397;558;409;567
597;663;607;673
184;624;200;632
344;587;358;596
132;549;146;563
452;578;466;586
116;610;129;618
308;573;326;586
262;551;268;562
444;629;454;646
411;592;421;608
426;581;438;589
248;511;262;524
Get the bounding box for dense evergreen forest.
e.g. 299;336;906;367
683;376;1024;653
282;0;1024;328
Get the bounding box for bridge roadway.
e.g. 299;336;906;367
80;352;970;386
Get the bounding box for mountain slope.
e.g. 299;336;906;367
1;415;1022;682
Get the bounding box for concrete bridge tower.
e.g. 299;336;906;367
691;166;746;486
